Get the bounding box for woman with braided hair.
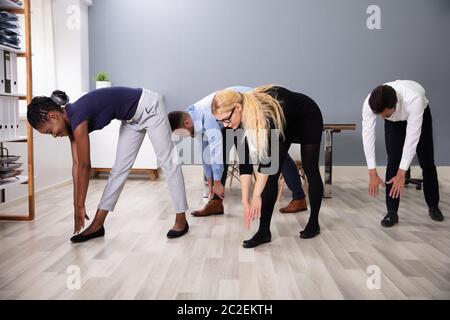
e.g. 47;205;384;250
27;87;189;243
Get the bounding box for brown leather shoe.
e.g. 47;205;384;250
279;199;307;213
191;199;224;217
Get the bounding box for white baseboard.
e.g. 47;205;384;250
0;179;72;208
181;165;450;178
2;166;449;208
329;166;450;178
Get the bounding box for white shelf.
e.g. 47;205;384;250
0;136;27;143
0;174;27;190
0;92;27;98
0;0;23;10
0;44;25;55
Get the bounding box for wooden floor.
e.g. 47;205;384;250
0;166;449;300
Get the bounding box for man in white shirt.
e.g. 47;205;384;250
362;80;444;227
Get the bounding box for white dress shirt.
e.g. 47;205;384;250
362;80;429;171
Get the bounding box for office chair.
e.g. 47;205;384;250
405;168;422;190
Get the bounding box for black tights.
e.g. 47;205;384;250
256;143;323;238
211;128;254;200
212;128;323;238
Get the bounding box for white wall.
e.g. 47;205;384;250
1;0;91;206
53;0;91;100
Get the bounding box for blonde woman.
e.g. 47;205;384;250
212;86;324;248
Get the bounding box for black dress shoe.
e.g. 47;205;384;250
242;233;271;248
429;207;444;222
71;226;105;243
300;227;320;239
381;211;399;228
167;223;189;239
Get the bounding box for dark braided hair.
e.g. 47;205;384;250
27;97;62;129
27;90;69;129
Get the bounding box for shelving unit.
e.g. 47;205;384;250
0;92;27;98
0;0;23;10
0;0;35;220
0;43;24;54
0;175;28;188
0;136;27;143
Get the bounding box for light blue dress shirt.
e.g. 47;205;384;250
187;86;252;181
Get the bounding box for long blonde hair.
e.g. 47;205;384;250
212;85;285;161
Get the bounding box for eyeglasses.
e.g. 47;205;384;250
216;106;236;125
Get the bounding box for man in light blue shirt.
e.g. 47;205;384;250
169;86;251;216
187;87;252;185
169;86;308;217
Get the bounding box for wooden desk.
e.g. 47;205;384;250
323;124;357;198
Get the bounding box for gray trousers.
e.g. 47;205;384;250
97;89;189;213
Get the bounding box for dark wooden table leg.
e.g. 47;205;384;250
324;129;333;198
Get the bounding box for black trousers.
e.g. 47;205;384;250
384;106;440;213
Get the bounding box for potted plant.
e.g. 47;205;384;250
94;72;111;89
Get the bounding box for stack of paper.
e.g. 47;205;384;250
0;10;21;50
0;147;22;179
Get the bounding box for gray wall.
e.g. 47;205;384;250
88;0;450;166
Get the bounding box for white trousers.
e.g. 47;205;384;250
97;89;189;213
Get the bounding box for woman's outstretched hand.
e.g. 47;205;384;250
212;181;225;200
242;200;251;229
74;206;90;234
207;179;214;200
250;195;262;222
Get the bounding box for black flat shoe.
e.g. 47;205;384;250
300;227;320;239
167;223;189;239
381;211;399;228
71;226;105;243
242;233;271;248
429;207;444;222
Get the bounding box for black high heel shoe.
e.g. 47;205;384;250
71;226;105;243
166;222;189;239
